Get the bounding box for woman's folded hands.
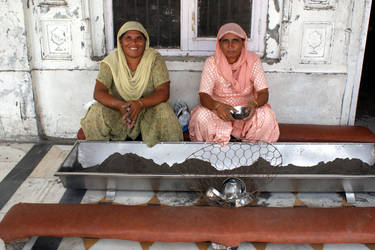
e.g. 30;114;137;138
121;100;143;129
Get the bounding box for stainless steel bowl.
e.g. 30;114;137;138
230;106;249;120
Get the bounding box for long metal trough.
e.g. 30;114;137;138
55;141;375;194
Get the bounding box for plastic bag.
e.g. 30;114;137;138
174;101;190;132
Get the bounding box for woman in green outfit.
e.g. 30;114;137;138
77;21;183;146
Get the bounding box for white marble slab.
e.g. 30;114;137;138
0;162;14;183
297;193;343;207
114;191;155;205
322;243;370;249
0;143;34;182
352;193;375;207
0;143;34;163
81;190;155;205
149;242;199;250
1;177;65;214
257;192;296;207
90;239;142;250
22;237;38;250
0;239;5;250
237;243;257;250
57;237;85;250
30;145;72;178
81;190;106;204
157;191;200;206
265;243;314;250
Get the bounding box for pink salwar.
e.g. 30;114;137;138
189;55;279;145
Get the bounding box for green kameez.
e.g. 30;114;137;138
80;53;183;147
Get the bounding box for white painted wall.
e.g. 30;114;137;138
0;0;371;140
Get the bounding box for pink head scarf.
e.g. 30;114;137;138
215;23;256;92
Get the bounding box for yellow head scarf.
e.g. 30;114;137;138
102;21;158;101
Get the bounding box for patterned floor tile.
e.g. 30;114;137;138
0;239;4;250
83;238;100;249
352;193;375;207
81;190;106;203
257;192;296;207
89;239;142;250
322;243;370;249
0;143;34;162
0;162;16;183
0;143;34;182
264;243;314;250
196;242;211;250
149;242;199;250
205;242;261;250
79;190;156;205
237;242;257;249
252;242;268;249
57;237;85;250
296;193;343;207
22;236;38;250
140;242;154;249
157;191;201;206
0;177;65;213
30;145;72;178
114;191;155;205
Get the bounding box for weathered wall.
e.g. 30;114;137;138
0;0;371;140
0;0;38;140
31;70;97;137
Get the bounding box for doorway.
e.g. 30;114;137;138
355;3;375;133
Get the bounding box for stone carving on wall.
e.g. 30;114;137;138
300;22;333;64
38;0;67;6
303;0;336;10
41;20;72;60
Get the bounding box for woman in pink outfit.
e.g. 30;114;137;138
188;23;280;146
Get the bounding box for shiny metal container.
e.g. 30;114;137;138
55;141;375;193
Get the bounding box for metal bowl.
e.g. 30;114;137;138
230;106;249;120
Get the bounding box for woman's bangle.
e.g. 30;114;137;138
251;100;259;108
137;99;144;108
214;102;221;110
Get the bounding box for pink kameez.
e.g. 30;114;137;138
188;24;279;145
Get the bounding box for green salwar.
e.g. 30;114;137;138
80;101;182;147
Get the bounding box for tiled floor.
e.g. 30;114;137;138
0;143;34;183
1;142;375;250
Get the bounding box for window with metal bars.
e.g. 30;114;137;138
197;0;252;38
107;0;266;56
113;0;180;48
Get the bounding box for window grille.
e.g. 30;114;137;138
113;0;180;48
104;0;266;56
197;0;252;38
